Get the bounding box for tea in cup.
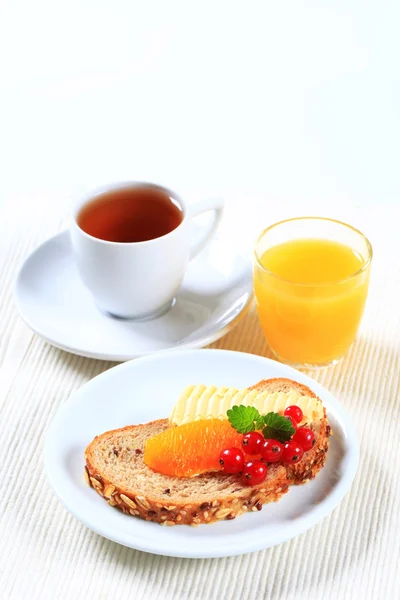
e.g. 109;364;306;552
71;182;224;320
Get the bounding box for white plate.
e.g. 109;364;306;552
45;349;359;558
14;232;252;361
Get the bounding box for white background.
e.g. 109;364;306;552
1;1;399;222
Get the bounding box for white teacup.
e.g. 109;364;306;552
70;182;224;320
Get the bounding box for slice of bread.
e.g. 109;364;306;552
85;378;331;526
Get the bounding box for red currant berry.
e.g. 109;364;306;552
284;405;303;424
219;447;244;473
284;415;298;431
293;427;315;451
282;440;304;464
242;431;264;455
242;460;268;485
261;439;283;463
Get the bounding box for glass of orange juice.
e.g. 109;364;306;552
253;217;372;368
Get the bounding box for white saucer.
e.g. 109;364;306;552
14;232;253;361
44;349;359;558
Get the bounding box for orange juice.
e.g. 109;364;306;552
253;238;371;366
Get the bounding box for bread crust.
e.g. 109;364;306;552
85;378;331;525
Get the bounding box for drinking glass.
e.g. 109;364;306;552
253;217;372;368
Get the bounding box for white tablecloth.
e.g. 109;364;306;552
1;2;399;598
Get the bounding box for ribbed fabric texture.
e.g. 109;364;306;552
1;205;399;600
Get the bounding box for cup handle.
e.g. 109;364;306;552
188;197;225;260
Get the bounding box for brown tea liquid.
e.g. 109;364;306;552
77;186;183;243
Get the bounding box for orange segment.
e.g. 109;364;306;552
144;419;243;477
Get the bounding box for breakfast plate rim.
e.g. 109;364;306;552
44;348;359;558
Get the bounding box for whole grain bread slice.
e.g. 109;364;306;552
85;378;331;526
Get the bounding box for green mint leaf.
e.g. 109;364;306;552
227;405;261;434
255;415;266;430
262;412;295;443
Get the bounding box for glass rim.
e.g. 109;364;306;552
253;216;373;287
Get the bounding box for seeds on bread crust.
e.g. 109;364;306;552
104;485;115;498
120;494;136;510
90;477;103;494
136;496;151;510
215;508;231;519
84;462;293;525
